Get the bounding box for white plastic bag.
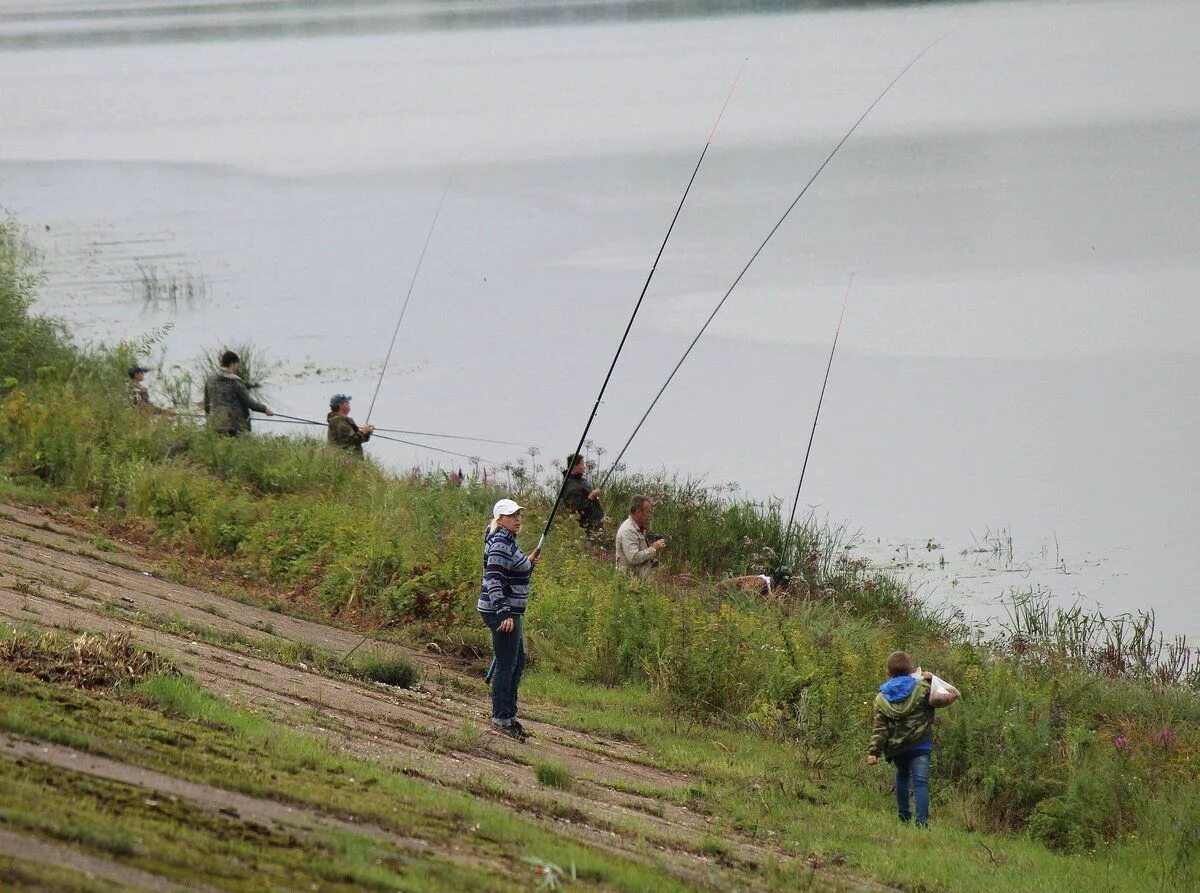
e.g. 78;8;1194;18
929;674;960;707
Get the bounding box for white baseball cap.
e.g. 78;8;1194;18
492;498;524;518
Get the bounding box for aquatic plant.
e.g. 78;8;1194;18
134;262;209;314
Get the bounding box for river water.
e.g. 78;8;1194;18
1;0;1197;635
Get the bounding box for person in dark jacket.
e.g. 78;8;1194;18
478;499;540;742
203;351;273;435
326;394;373;456
561;453;604;537
867;651;948;827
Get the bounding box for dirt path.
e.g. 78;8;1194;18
0;503;870;891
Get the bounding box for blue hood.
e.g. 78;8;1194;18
879;675;918;702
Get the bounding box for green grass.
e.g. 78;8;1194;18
517;670;1198;892
0;856;125;893
2;208;1199;889
534;761;574;791
353;653;420;688
0;752;496;893
0;666;701;892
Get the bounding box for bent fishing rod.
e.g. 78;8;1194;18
261;412;502;465
368;426;532;448
245;414;524;447
364;169;457;426
778;274;854;566
596;30;955;491
181;410;505;463
532;61;747;556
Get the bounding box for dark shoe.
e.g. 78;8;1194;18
489;723;527;743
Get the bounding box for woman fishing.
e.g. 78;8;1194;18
478;498;539;742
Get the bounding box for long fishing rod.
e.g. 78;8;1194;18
250;413;519;448
597;30;954;490
533;61;747;555
369;426;532;448
364;170;456;425
262;412;501;465
779;274;854;565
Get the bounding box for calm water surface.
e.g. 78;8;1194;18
1;0;1197;634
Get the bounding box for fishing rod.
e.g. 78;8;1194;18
262;415;522;448
261;412;502;465
365;169;456;425
183;410;503;462
778;274;854;566
369;427;532;448
596;30;954;491
532;61;747;556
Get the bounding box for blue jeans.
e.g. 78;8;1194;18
894;750;930;826
480;611;525;725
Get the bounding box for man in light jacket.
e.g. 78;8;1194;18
615;494;666;579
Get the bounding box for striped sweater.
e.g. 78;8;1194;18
477;526;533;616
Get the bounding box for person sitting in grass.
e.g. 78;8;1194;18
326;394;373;457
866;650;949;828
478;499;540;742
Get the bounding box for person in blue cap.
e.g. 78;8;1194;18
326;394;373;456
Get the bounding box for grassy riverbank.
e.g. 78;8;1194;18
2;214;1199;889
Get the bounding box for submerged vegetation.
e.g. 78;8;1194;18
2;213;1199;886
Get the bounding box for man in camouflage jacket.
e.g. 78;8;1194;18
203;351;272;435
326;394;373;457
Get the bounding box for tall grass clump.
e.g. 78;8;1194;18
352;654;420;689
0;217;73;384
534;761;574;791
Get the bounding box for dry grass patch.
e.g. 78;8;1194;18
0;628;176;690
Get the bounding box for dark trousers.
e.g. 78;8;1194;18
480;611;525;724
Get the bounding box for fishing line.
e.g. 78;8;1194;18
365;168;457;425
779;274;854;565
533;61;747;555
257;412;503;465
369;427;532;448
597;30;955;490
263;416;524;448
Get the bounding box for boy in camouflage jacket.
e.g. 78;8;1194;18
866;651;947;827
